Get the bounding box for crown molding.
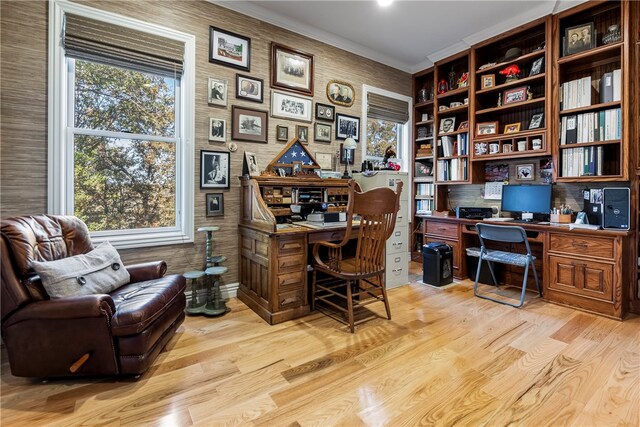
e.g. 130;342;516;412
210;0;414;73
409;58;435;75
427;41;469;64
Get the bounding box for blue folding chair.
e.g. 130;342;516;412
473;223;542;308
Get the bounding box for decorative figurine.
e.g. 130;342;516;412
437;79;448;94
602;24;621;45
448;68;456;90
497;93;502;107
457;72;469;88
527;87;533;100
499;64;521;82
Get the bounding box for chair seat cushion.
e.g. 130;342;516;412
482;249;535;267
109;274;185;336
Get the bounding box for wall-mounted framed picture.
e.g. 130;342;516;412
516;163;534;181
296;125;309;144
503;86;528;105
503;122;521;134
314;122;332;142
315;103;335;121
206;193;224;217
236;74;263;103
476;121;498;136
529;57;544;76
270;90;312;122
209;26;250;71
528;113;544;129
564;22;594;56
480;74;495;89
276;125;289;141
327;80;355;107
271;43;314;96
208;77;227;106
315;152;333;170
209;118;226;142
200;150;230;189
231;106;268;143
335;113;360;141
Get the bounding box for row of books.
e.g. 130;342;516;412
560;70;621;110
437;158;468;181
559;108;622;145
437;133;469;157
416;183;435;196
416;199;434;214
561;146;604;177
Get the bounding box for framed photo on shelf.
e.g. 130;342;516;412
209;26;250;71
564;22;594;56
503;86;528;105
314;122;332;142
244;151;260;177
315;103;335;121
529;57;544;76
200;150;230;189
271;43;314;96
315;152;333;170
480;74;495;89
206;193;224;217
209;118;226;142
236;74;263;103
276;125;289;141
529;113;544;129
476;121;498;136
296;125;309;143
270;90;313;122
327;80;355;107
208;77;227;106
458;121;469;131
503;123;521;134
516;163;534;181
439;117;456;134
335;113;360;141
231;106;268;143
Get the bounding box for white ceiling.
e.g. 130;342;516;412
215;0;586;74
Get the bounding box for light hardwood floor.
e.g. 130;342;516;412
2;262;639;426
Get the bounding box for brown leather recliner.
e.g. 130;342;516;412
1;215;186;377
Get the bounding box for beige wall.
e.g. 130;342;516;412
0;0;411;282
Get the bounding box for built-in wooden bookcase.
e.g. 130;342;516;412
553;0;630;182
471;16;551;162
434;51;472;184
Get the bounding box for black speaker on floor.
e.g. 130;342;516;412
602;187;630;230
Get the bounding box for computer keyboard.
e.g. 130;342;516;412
569;223;600;230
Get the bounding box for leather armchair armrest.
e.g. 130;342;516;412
4;295;115;327
126;261;167;283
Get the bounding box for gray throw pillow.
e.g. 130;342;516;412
31;241;130;298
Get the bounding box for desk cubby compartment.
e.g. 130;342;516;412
472;132;546;160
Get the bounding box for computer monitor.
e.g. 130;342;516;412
501;184;552;219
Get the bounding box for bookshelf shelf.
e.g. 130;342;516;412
415;120;434;125
436;86;469;100
438;129;469;137
557;41;623;65
415;195;435;200
475;97;545;115
414;176;434;183
475;49;546;74
439;155;469;161
476;73;546;95
415;100;434;108
416;137;434;142
559;139;621;149
473;128;546;142
437;104;468;115
415;156;434;161
559;101;621;116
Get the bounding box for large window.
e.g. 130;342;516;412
362;86;411;171
49;1;195;248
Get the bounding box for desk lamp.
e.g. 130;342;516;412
342;137;357;179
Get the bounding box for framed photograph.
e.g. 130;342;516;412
276;125;289;141
458;121;469;131
200;150;230;189
516;163;535;181
481;74;495;89
503;122;521;134
439;117;456;134
206;193;224;217
476;121;499;136
340;143;355;164
231;106;268;143
209;118;226;142
315;103;335;122
296;125;309;143
565;22;594;56
315;152;333;170
314;122;332;142
335;113;360;141
529;113;544;129
236;74;263;103
292;161;303;175
503;86;528;105
271;43;314;96
208;78;227;106
327;80;355;107
244;151;260;177
529;57;544;76
271;90;312;122
209;26;250;71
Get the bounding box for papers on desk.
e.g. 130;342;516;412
296;220;359;230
